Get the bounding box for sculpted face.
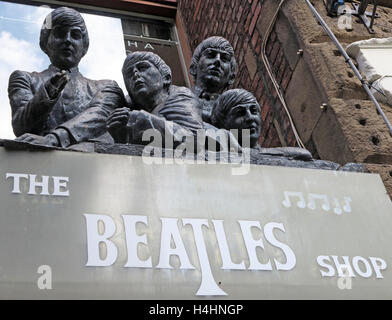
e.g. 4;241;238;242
224;102;261;148
124;60;165;104
196;48;232;93
46;25;85;69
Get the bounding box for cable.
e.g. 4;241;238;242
369;76;392;105
261;0;306;149
305;0;392;136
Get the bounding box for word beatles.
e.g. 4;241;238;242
84;214;296;296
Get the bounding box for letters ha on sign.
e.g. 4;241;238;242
83;214;297;296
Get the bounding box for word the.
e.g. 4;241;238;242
5;173;69;196
84;214;296;296
317;255;387;278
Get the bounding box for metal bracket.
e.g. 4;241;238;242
351;2;379;33
323;0;380;34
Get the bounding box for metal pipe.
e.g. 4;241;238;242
358;0;370;15
370;1;378;30
305;0;392;136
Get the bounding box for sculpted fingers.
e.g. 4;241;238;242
51;71;69;88
50;72;64;84
16;133;35;142
15;133;43;145
108;108;130;119
45;71;69;99
56;72;70;91
107;108;130;129
107;115;129;127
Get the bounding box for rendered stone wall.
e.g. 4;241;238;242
278;0;392;196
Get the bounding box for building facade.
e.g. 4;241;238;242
1;0;392;301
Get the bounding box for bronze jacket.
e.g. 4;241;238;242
8;64;124;147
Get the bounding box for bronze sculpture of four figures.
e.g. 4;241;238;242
7;7;311;160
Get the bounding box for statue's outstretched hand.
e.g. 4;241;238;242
45;70;70;100
107;107;131;144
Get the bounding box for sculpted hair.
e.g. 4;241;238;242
40;7;89;56
189;36;237;86
122;51;172;89
211;89;261;129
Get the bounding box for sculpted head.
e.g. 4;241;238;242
122;51;172;107
190;36;237;95
40;7;89;69
211;89;262;148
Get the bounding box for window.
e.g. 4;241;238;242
0;0;189;139
347;38;392;107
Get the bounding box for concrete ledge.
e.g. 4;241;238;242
0;139;368;173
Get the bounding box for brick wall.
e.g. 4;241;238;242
178;0;297;148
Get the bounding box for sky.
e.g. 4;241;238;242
0;2;126;139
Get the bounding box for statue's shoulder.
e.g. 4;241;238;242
169;85;195;97
8;68;49;90
9;69;43;81
83;75;121;91
80;74;123;95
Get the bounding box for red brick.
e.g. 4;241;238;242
262;99;271;117
227;22;233;36
236;5;244;22
258;135;265;146
208;6;214;20
230;21;238;38
218;2;225;19
233;33;239;49
269;42;280;64
213;20;219;34
251;0;258;13
226;7;233;24
281;68;293;91
244;7;253;30
261;106;270;122
193;0;202;20
274;49;284;73
255;83;264;101
255;37;262;55
277;59;287;83
266;40;273;56
286;130;295;146
231;4;237;21
249;3;261;36
251;73;261;92
251;29;259;48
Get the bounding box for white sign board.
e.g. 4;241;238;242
0;148;391;299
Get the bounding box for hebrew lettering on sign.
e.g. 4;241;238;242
343;197;352;213
307;193;330;211
282;191;352;215
282;192;306;209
